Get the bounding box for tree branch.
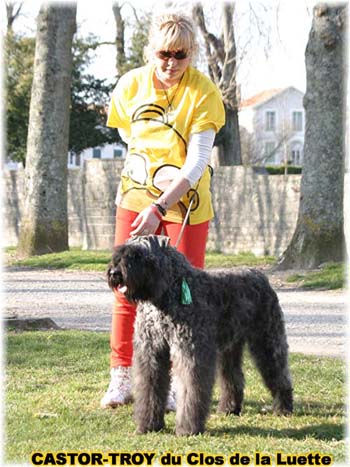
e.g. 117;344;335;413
6;1;23;31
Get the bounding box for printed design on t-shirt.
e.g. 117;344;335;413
184;188;200;212
153;165;200;215
120;102;204;221
132;103;165;122
131;103;187;152
123;153;148;185
153;165;180;192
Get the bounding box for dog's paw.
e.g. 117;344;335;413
135;422;165;434
272;391;293;416
262;402;293;416
175;425;205;436
273;406;293;417
217;402;242;416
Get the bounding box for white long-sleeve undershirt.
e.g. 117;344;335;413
180;128;216;187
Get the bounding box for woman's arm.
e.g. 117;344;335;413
130;128;216;236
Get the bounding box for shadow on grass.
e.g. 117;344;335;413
130;416;343;442
211;397;344;418
206;398;344;441
210;422;344;441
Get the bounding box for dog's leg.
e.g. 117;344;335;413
248;327;293;415
133;341;171;433
217;341;245;415
173;348;216;436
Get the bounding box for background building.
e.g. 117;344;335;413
67;142;126;169
239;87;305;166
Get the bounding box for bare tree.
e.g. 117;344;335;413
112;1;151;79
112;2;127;78
193;2;241;166
6;1;23;32
17;3;76;256
277;3;347;269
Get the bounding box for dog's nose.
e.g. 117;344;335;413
109;268;118;276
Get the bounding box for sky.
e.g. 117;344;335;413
2;0;322;99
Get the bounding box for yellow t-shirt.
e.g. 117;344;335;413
107;64;225;224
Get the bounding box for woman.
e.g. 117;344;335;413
101;11;225;409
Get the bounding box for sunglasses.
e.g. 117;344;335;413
155;50;188;60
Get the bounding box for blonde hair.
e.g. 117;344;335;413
144;12;199;63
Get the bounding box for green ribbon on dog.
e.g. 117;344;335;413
181;278;192;305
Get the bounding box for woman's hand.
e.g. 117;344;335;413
130;206;161;236
129;176;191;237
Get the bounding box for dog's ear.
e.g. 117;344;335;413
127;235;170;251
148;235;170;249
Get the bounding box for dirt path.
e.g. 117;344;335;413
4;267;347;358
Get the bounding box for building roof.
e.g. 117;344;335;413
239;87;303;109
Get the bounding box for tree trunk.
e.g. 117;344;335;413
215;106;241;165
277;3;347;270
112;2;126;78
193;3;241;165
17;3;76;256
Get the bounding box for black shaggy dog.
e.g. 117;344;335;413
107;235;293;436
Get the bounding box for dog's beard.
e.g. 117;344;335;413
107;259;157;303
108;268;135;302
107;266;127;293
107;241;168;304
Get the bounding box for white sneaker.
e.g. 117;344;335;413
100;367;133;408
166;375;177;412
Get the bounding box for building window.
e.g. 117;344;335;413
93;148;101;159
290;142;303;165
265;111;276;131
264;141;276;163
291;149;302;165
292;111;303;131
114;148;123;158
76;153;81;166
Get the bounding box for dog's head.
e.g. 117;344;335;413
107;235;171;303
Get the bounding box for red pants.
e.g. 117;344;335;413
110;206;209;368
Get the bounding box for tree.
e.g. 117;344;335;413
112;2;127;78
277;3;347;270
193;3;242;165
127;10;151;71
5;33;35;165
69;36;119;156
112;1;151;79
5;34;117;165
17;3;77;256
5;1;23;32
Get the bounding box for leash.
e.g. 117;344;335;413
174;195;195;249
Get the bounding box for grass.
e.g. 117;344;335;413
5;331;346;464
287;263;345;290
5;247;345;289
5;247;275;271
205;251;275;268
5;247;112;272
